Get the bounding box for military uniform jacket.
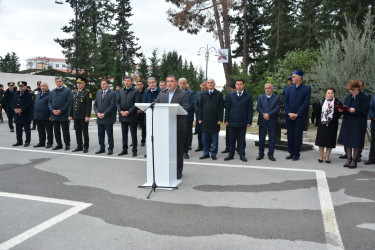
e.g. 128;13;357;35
3;89;16;112
11;90;33;124
70;88;93;120
117;86;141;123
48;86;72;122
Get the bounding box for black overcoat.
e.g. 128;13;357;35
198;89;224;132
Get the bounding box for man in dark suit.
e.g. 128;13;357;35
193;81;207;152
284;70;311;161
222;81;236;153
256;83;280;161
117;76;141;157
11;81;33;147
136;80;146;146
3;82;16;132
48;77;72;151
198;78;224;160
33;82;53;148
224;78;253;162
156;74;189;179
69;76;93;153
0;84;3;123
94;79;117;155
178;77;195;159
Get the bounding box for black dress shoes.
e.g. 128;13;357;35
64;145;70;151
240;156;247;162
118;150;128;156
318;159;323;163
268;155;276;161
12;142;23;146
141;142;145;147
107;150;113;155
199;154;210;159
292;155;300;161
195;147;203;152
183;153;189;159
221;148;230;153
211;155;217;160
45;144;52;148
72;147;83;152
132;152;137;157
53;144;63;150
24;142;30;147
256;155;264;160
364;160;375;165
95;149;105;154
34;143;45;148
10;128;14;132
224;155;234;161
177;173;182;179
285;154;293;160
83;148;88;153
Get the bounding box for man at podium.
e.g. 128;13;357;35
156;74;189;179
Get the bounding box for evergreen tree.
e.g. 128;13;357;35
137;56;149;83
114;0;142;75
0;52;20;73
264;0;298;73
310;11;375;101
149;49;161;81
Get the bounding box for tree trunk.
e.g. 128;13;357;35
242;0;248;74
274;4;281;75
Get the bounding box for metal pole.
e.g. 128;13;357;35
75;0;78;79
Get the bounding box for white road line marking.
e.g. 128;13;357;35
0;192;92;250
0;146;344;249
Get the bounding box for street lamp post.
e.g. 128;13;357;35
197;45;217;80
55;0;79;79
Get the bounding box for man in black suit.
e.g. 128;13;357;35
11;81;33;147
224;78;253;162
156;75;189;179
94;79;117;155
117;76;141;157
256;83;280;161
198;78;224;160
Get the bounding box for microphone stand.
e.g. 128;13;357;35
138;90;178;199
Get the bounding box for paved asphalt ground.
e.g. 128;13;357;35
0;118;374;250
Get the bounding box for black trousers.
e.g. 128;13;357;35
98;124;114;151
184;121;193;153
229;126;246;157
195;122;203;149
177;121;186;176
225;126;230;150
369;128;375;161
121;122;138;152
74;119;89;148
5;108;14;130
138;114;146;143
36;120;53;145
53;121;70;146
16;123;31;144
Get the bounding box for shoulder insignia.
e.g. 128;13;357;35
89;93;92;99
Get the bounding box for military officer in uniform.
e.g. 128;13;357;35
69;76;93;153
11;81;33;147
0;84;4;123
3;82;17;132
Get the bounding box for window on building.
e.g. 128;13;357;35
62;64;66;68
55;64;59;68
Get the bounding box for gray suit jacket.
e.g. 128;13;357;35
156;87;189;128
93;89;116;124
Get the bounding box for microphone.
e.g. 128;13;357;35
162;88;169;93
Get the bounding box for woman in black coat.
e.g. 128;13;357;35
337;80;370;169
315;87;342;163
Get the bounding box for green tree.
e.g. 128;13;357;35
149;49;161;81
310;11;375;101
0;52;20;73
137;56;149;83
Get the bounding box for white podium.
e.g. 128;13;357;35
135;103;187;189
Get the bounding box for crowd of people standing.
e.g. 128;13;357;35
1;70;374;180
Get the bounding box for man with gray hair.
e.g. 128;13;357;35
256;83;280;161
